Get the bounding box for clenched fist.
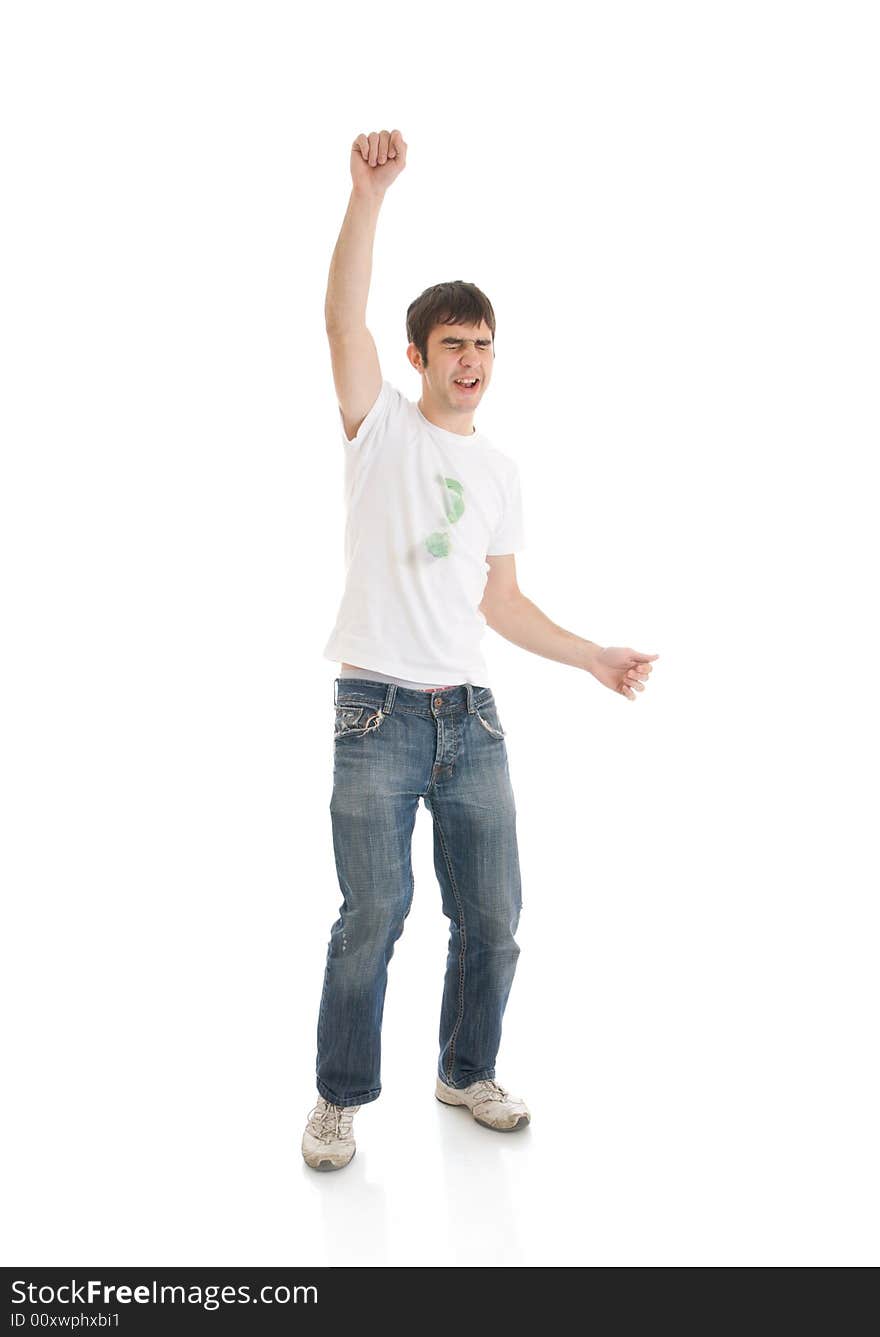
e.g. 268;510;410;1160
350;129;407;197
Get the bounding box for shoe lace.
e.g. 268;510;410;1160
307;1099;356;1143
467;1079;510;1105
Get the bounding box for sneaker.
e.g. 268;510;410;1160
435;1076;531;1131
301;1095;360;1171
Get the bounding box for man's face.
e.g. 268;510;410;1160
409;320;494;414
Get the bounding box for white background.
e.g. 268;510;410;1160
2;0;878;1267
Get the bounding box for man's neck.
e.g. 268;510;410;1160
417;396;476;437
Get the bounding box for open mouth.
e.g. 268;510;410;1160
453;378;480;394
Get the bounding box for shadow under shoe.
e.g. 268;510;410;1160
302;1095;361;1170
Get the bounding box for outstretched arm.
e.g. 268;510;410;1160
481;555;658;701
324;129;406;330
325;130;408;441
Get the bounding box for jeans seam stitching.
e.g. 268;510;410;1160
431;806;466;1084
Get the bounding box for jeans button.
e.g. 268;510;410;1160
435;696;444;707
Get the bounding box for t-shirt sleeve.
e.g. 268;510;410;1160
487;459;527;555
339;379;394;450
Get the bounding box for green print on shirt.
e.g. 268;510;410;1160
424;476;464;559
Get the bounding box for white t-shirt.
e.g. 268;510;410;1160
322;380;526;685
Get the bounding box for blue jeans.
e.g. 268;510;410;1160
316;677;523;1107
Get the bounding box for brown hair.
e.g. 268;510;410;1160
406;281;496;367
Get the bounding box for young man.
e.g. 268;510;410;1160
303;129;659;1171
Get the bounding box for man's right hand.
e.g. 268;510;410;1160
350;129;407;198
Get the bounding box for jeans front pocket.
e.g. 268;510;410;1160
474;698;506;739
334;702;388;741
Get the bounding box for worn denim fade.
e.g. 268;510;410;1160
316;677;523;1107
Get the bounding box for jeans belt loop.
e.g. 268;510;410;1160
333;677;339;707
383;682;397;716
466;683;475;714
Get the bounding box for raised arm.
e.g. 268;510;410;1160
325;129;408;441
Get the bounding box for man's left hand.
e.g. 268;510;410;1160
591;647;659;701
